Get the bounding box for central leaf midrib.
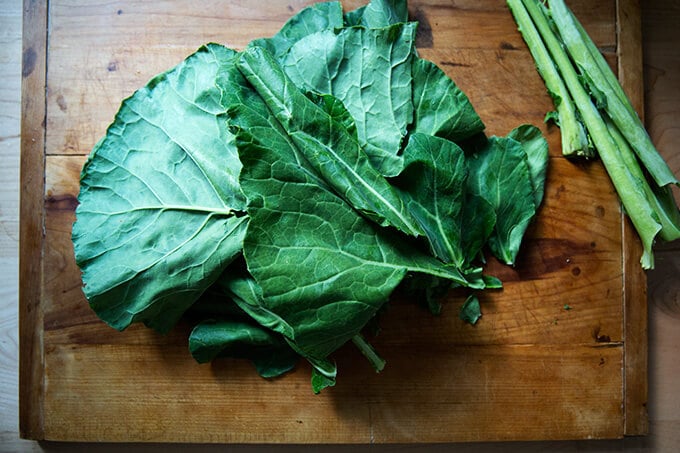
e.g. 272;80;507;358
293;131;420;236
84;205;236;217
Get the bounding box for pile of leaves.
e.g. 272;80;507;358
73;0;548;392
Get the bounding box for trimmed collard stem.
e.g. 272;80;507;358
603;114;680;243
517;0;663;268
547;0;679;188
507;0;591;158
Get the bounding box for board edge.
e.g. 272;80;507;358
616;0;650;438
19;0;48;441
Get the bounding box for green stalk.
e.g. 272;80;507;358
604;114;680;243
520;0;662;268
507;0;592;158
548;0;679;188
352;333;386;372
566;6;634;116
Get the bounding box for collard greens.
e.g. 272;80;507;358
73;44;247;333
73;0;548;392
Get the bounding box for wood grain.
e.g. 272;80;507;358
0;0;24;448
617;0;649;436
41;343;623;443
18;0;47;441
44;0;615;156
17;0;657;445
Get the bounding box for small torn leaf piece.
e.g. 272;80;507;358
189;319;299;378
544;110;560;125
459;294;482;325
311;367;338;394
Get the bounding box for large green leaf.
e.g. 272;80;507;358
237;46;423;237
360;0;409;27
392;133;468;264
507;124;549;207
411;58;485;143
73;44;247;333
460;192;497;267
235;137;476;360
215;268;338;392
248;1;344;60
283;23;417;176
229;49;481;362
466;135;537;265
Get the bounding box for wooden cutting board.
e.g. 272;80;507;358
20;0;648;443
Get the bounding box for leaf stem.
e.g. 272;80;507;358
519;0;663;268
507;0;591;158
547;0;678;188
603;114;680;243
352;334;386;373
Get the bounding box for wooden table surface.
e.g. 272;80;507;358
1;0;679;450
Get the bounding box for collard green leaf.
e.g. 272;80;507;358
343;5;367;26
360;0;409;27
235;131;474;360
72;44;247;333
507;124;550;207
460;192;497;267
189;319;298;378
392;133;497;270
283;23;417;176
466;136;537;265
411;58;485;143
248;2;344;60
216;269;339;392
392;133;467;264
229;48;481;362
459;294;482;325
237;46;423;237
